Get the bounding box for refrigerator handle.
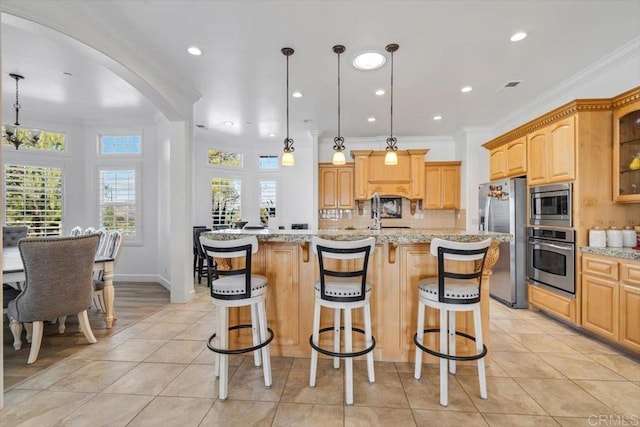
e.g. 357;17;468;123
485;196;492;231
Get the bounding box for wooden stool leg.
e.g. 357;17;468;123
414;300;425;379
333;308;341;369
474;305;487;399
309;300;321;387
344;307;353;405
439;308;448;407
251;303;262;367
258;299;272;388
449;310;456;374
219;306;229;400
364;302;375;383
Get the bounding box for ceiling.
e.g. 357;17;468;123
2;1;639;146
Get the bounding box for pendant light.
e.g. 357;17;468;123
281;47;295;166
332;44;346;165
384;44;399;166
3;73;41;150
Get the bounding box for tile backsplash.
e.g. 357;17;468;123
318;199;466;230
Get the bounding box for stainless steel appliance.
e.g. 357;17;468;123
527;227;575;296
478;177;527;308
529;183;572;227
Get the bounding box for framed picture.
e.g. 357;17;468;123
372;197;402;219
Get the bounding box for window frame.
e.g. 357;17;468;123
210;175;242;227
95;161;143;245
97;132;144;159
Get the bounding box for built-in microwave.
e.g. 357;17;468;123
529;183;572;228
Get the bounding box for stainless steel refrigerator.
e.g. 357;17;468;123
478;177;527;308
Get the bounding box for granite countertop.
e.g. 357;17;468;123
202;228;512;244
580;246;640;261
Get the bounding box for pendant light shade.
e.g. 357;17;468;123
384;44;399;166
3;73;41;150
281;47;295;166
331;44;346;166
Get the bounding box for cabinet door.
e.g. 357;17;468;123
489;147;506;180
527;129;548;186
581;275;619;341
441;165;460;209
620;284;640;352
319;167;338;209
548;116;575;183
506;136;527;177
613;100;640;203
424;166;442;209
336;167;354;209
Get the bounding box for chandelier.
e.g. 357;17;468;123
384;44;399;166
3;73;41;150
281;47;295;166
332;45;347;165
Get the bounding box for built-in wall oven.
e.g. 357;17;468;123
527;227;575;297
529;183;572;227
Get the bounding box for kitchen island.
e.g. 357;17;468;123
202;228;511;362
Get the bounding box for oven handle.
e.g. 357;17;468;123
531;240;573;251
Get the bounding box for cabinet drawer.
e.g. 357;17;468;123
528;283;576;324
582;255;619;281
620;262;640;287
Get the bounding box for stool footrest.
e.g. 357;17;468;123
207;324;274;355
414;328;487;362
309;326;376;358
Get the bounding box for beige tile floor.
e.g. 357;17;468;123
1;283;639;426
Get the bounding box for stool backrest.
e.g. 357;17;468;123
69;226;82;237
193;227;210;257
430;238;491;304
312;237;376;303
199;236;258;300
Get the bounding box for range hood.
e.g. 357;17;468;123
350;149;428;214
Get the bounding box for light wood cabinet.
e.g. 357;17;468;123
580;253;640;354
424;161;461;210
527;116;575;186
528;282;577;324
612;93;640;203
318;163;354;209
489;136;527;180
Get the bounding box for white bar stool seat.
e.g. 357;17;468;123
199;235;273;401
309;236;376;405
414;238;491;407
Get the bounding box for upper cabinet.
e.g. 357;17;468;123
488;136;527;180
424;161;461;210
527;116;575;186
613;92;640;203
319;163;354;209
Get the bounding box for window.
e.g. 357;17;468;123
4;164;63;236
2;126;66;152
259;180;277;225
208;149;242;167
258;155;279;169
99;169;137;237
100;135;141;154
211;178;241;226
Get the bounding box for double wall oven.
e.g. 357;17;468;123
527;183;575;297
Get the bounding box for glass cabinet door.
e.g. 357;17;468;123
614;102;640;203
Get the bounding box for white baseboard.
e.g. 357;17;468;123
113;274;170;290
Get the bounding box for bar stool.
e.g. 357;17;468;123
309;237;376;405
414;238;491;407
199;235;274;400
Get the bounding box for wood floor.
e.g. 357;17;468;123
2;281;170;388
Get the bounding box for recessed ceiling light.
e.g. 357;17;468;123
223;121;234;126
461;86;473;93
433;115;442;121
187;46;202;56
353;52;386;70
510;32;527;42
268;133;276;137
367;117;376;122
375;89;385;96
292;91;303;98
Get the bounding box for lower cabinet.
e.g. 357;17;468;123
581;253;640;353
528;282;577;324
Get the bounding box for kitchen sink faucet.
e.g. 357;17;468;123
371;192;381;230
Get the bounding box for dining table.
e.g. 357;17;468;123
2;246;117;328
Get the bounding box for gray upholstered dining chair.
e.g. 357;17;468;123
3;225;29;247
6;234;100;364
